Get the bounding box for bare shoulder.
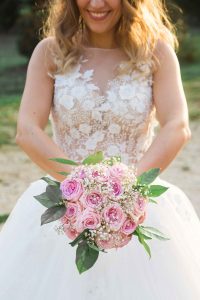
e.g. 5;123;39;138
28;36;58;74
153;39;180;71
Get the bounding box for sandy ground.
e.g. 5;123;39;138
0;121;200;231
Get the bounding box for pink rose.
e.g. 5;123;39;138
115;233;132;248
60;178;83;201
121;218;137;235
111;180;123;196
65;202;82;221
137;211;146;225
80;191;104;209
108;164;125;180
78;169;86;179
134;194;147;215
92;170;99;178
61;216;70;227
64;226;79;240
103;204;125;231
76;208;101;232
96;235;115;249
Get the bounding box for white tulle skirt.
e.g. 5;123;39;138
0;175;200;300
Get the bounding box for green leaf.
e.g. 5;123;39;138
82;151;104;165
0;214;9;224
149;198;158;204
41;176;60;187
133;230;152;240
41;205;66;225
148;185;169;197
134;228;151;258
137;168;160;185
138;235;151;258
76;241;99;274
69;229;88;247
34;192;57;208
87;242;107;253
49;157;79;166
56;171;70;176
46;185;62;203
140;226;170;241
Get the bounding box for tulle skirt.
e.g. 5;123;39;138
0;175;200;300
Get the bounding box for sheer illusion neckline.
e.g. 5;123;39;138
78;56;128;98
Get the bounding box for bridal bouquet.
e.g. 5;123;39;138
34;151;169;274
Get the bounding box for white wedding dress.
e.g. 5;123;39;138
0;47;200;300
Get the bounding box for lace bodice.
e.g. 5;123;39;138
49;47;158;165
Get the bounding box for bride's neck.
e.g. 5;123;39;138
82;30;118;49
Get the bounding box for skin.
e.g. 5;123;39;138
77;0;122;48
16;0;191;181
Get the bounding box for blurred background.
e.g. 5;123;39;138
0;0;200;228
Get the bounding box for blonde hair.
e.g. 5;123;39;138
43;0;178;74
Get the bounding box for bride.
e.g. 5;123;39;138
0;0;200;299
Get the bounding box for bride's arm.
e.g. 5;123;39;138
136;40;191;176
16;38;73;182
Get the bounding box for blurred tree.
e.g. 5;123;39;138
174;0;200;25
0;0;19;31
17;0;48;57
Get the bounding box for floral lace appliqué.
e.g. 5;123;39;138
49;58;158;165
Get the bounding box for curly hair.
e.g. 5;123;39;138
43;0;178;75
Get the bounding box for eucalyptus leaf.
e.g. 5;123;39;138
149;198;158;204
46;185;62;204
148;185;169;197
138;235;151;258
56;171;70;176
76;241;99;274
134;228;151;258
49;157;79;166
137;168;160;185
133;230;152;240
82;151;104;165
140;226;170;241
40;176;60;187
41;205;66;225
34;193;58;208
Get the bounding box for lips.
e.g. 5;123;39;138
87;10;111;21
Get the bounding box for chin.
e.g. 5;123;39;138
86;25;111;35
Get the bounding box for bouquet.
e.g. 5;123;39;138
34;151;169;274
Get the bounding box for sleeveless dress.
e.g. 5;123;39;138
0;47;200;300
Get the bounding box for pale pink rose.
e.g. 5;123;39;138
92;170;99;178
61;216;70;228
95;235;115;249
76;208;101;232
108;164;125;180
134;194;147;215
64;226;79;240
121;218;137;235
80;191;104;209
115;233;132;248
60;178;83;201
78;169;86;179
111;180;123;196
65;202;82;221
98;174;109;183
103;204;126;231
137;211;146;225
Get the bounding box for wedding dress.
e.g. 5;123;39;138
0;47;200;300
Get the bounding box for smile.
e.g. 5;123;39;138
87;10;111;21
